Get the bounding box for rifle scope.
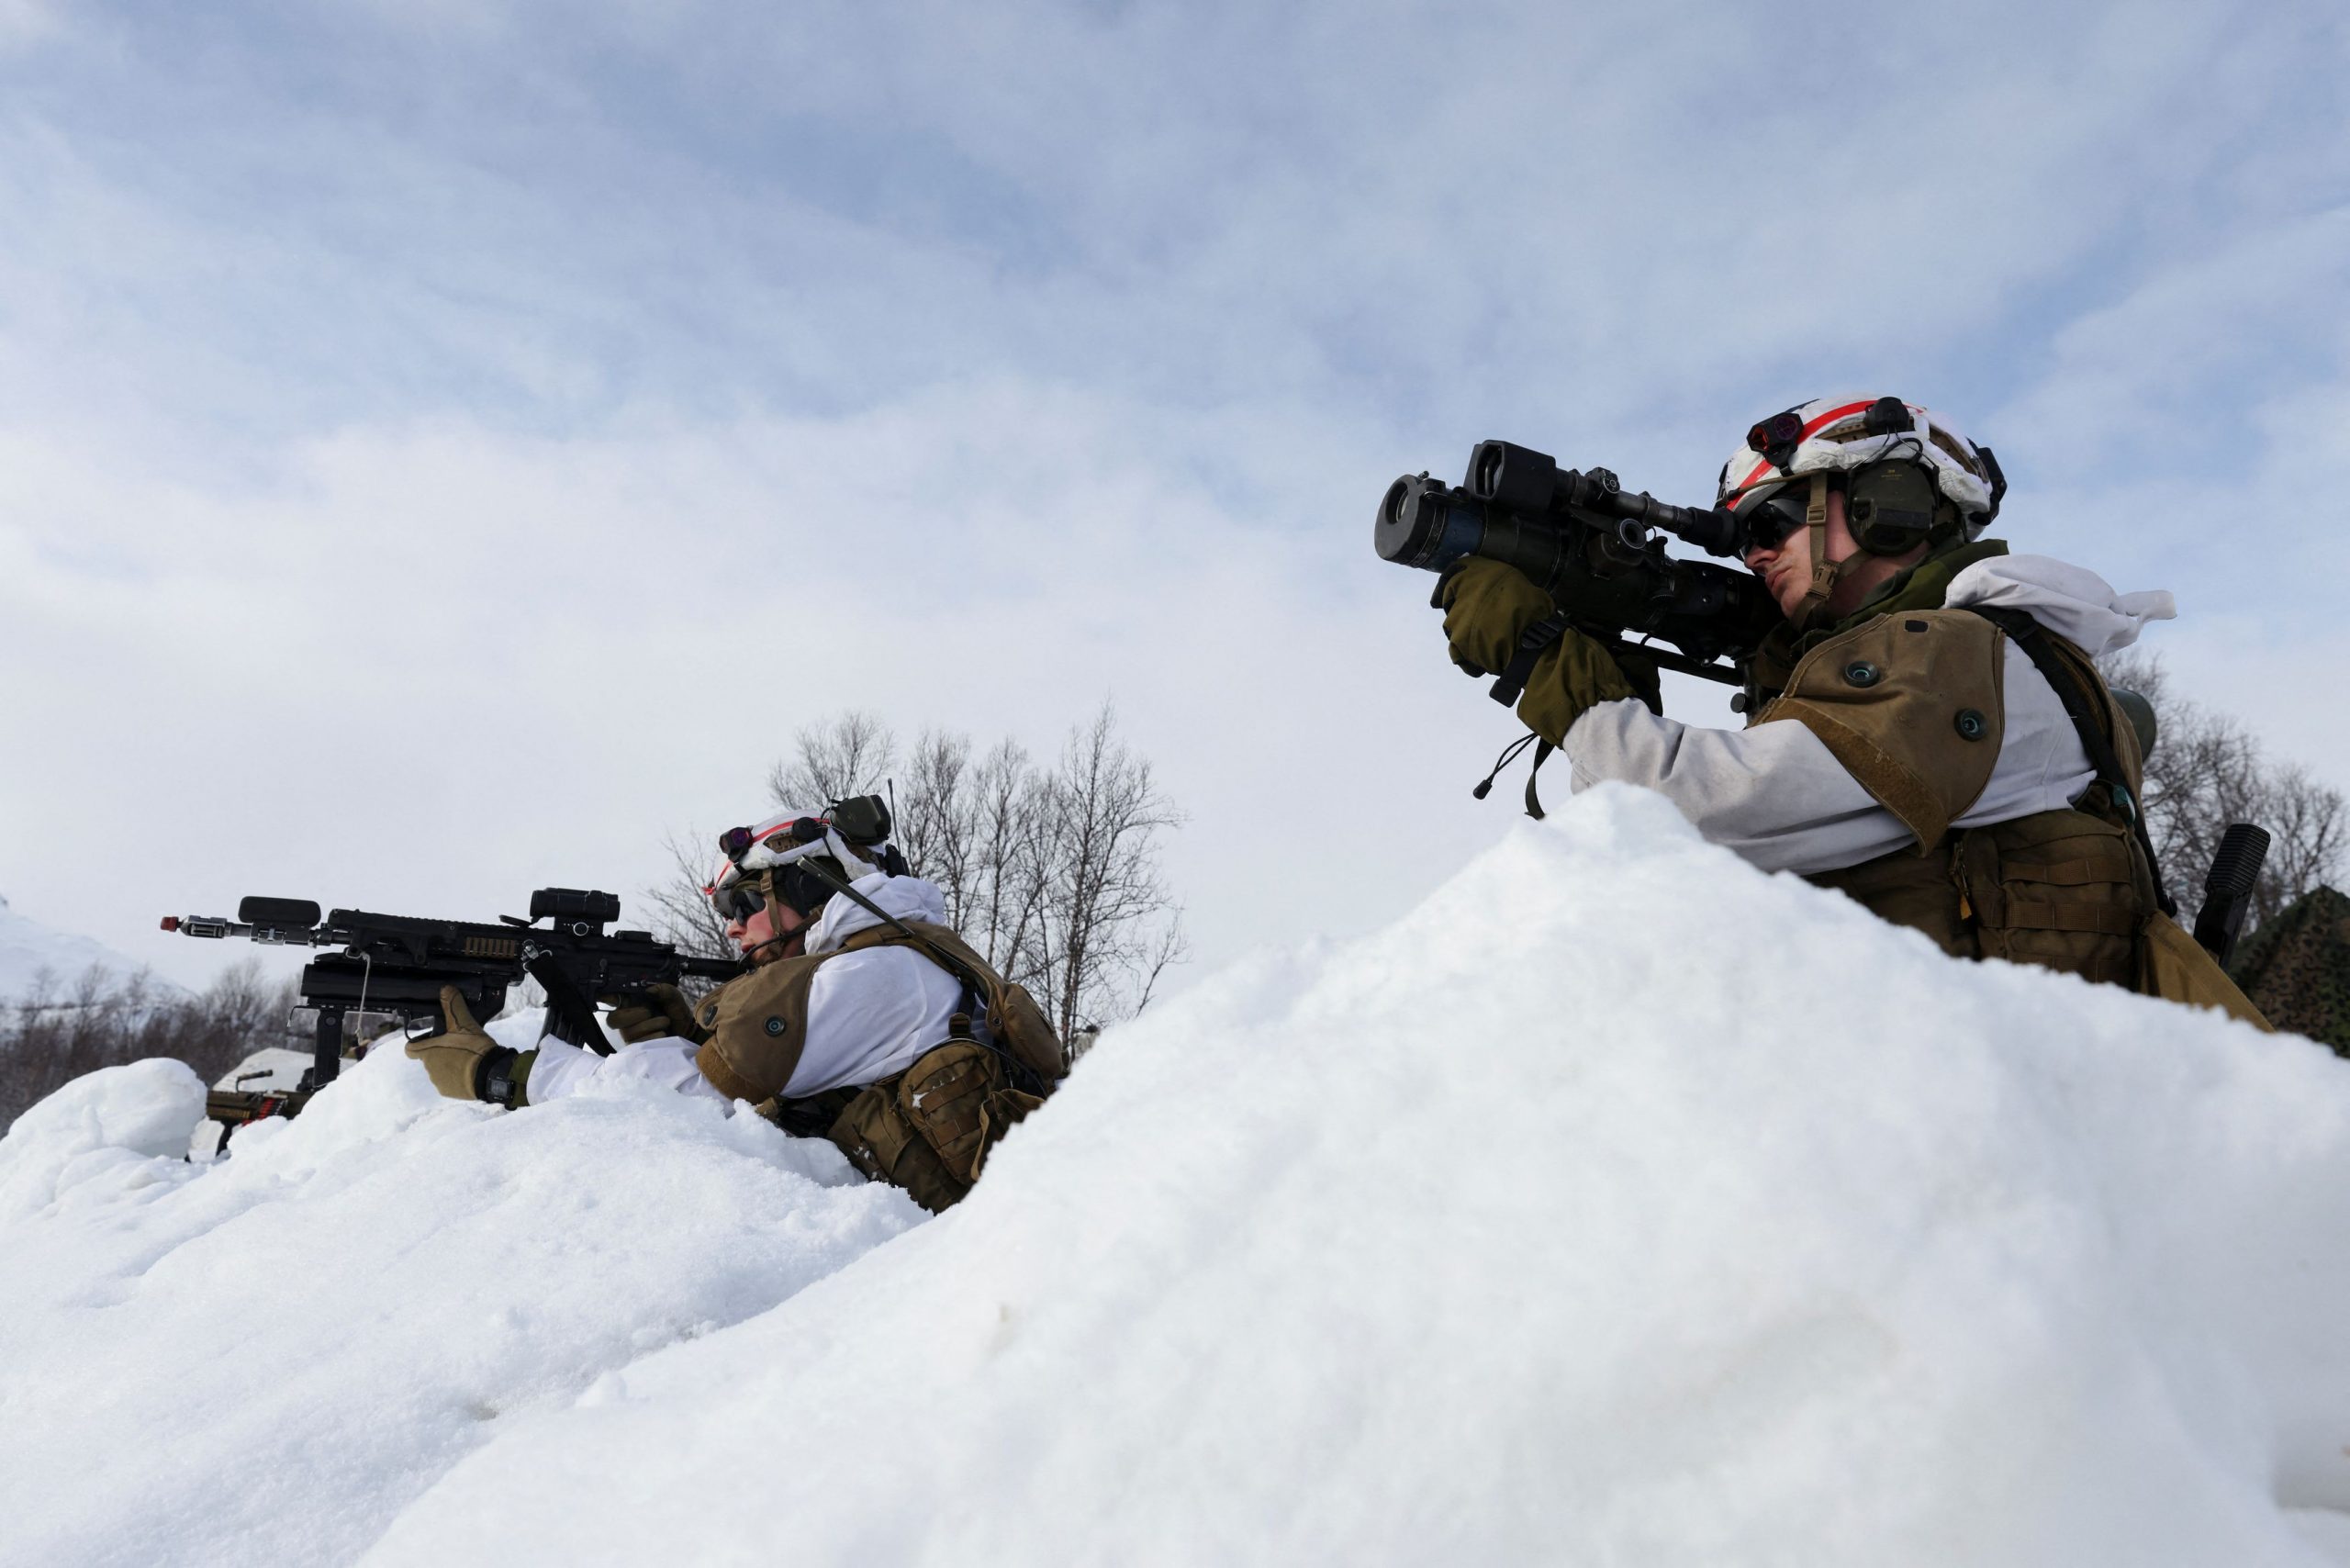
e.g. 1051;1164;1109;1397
1469;441;1744;557
1378;440;1743;574
530;888;622;928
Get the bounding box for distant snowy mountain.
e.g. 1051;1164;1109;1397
0;892;183;1003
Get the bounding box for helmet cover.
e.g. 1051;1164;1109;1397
703;808;884;911
1718;396;2000;537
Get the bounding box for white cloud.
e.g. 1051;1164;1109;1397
0;386;1530;990
0;0;53;52
1;0;2344;985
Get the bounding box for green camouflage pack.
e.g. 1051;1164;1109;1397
2232;887;2350;1054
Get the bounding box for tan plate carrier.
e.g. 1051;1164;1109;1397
693;921;1067;1211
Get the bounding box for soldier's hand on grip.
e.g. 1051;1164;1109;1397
406;986;505;1101
1516;630;1656;746
601;981;708;1046
1438;558;1555;676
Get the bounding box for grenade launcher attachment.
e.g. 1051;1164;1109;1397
1376;439;1780;695
162;889;742;1125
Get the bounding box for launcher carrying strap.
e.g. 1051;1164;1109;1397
1488;616;1565;708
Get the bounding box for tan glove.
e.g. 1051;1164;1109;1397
602;982;709;1046
1516;628;1661;745
406;987;530;1105
1438;559;1556;676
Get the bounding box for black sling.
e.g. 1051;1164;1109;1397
1967;606;2175;917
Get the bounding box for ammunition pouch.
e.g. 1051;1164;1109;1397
1807;804;2145;989
1956;802;2146;988
822;1040;1046;1213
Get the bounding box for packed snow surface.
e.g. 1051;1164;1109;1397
5;786;2349;1567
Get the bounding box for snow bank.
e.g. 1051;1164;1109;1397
0;1013;920;1568
6;786;2350;1567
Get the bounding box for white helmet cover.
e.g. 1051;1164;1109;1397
1718;396;2002;537
702;808;882;904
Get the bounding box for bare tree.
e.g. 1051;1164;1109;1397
638;705;1192;1045
768;711;897;809
895;729;978;919
2253;761;2348;925
639;828;737;962
1031;704;1190;1038
881;730;1068;990
935;739;1057;988
1;958;305;1130
2103;651;2345;929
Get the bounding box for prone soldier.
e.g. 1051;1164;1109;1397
408;797;1064;1209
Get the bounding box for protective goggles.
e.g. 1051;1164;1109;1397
1740;483;1815;554
709;875;768;924
1729;475;1832;562
707;817;844;924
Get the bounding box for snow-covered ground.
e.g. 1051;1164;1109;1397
4;786;2347;1567
0;891;180;1003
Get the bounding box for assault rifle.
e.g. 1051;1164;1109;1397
1376;439;1779;696
165;889;740;1128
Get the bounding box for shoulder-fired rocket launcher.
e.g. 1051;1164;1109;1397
1375;438;1779;691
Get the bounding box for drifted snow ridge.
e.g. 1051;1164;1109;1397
4;786;2348;1567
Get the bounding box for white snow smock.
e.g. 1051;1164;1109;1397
1561;553;2177;874
527;872;966;1103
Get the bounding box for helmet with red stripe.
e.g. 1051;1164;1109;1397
1717;395;2005;540
702;806;896;926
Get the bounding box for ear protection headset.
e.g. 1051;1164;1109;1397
1843;457;1948;556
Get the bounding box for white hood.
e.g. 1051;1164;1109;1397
804;871;949;956
1945;554;2177;659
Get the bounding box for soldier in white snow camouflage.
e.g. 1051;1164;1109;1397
410;797;1064;1209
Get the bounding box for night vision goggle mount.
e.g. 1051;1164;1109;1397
714;795;910;923
1742;396;2007;551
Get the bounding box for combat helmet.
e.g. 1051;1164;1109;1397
703;795;905;933
1718;395;2007;627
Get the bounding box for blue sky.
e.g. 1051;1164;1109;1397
3;0;2344;988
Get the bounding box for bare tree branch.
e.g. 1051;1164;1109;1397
2104;650;2345;929
641;827;738;964
768;711;899;810
743;704;1189;1048
1032;702;1188;1038
1;958;306;1130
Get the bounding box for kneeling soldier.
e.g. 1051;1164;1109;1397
408;797;1065;1210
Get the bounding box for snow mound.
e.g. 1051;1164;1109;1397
6;786;2350;1567
0;1012;921;1568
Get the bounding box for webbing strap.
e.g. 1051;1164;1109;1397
1790;475;1841;632
1491;616;1565;707
1524;741;1554;820
834;920;1046;1096
1970;606;2176;916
